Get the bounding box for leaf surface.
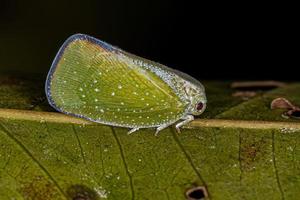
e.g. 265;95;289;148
1;76;300;199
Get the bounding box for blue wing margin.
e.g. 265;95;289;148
45;33;119;115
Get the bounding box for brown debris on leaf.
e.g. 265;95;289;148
271;98;300;119
271;98;297;110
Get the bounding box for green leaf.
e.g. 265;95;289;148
1;76;300;199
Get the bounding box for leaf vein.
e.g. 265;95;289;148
272;131;285;200
110;127;135;200
72;125;86;164
171;130;208;190
238;130;243;184
0;122;68;199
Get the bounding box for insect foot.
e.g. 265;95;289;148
175;115;194;133
127;128;139;135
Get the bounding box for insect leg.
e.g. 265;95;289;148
155;123;172;136
127;128;140;135
175;115;194;133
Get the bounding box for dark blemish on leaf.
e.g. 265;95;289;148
67;185;98;200
231;81;286;91
186;186;208;200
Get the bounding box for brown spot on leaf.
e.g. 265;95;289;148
240;135;268;171
186;186;208;200
20;176;61;200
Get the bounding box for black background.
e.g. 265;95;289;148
0;0;297;80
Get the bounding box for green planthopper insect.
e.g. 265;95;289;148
45;34;206;135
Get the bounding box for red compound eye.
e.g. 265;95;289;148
196;102;204;111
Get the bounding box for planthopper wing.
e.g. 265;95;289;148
46;34;189;128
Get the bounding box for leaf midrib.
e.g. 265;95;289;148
0;108;299;130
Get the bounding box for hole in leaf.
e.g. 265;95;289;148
67;184;98;200
186;186;208;200
291;110;300;118
73;195;89;200
284;110;300;119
